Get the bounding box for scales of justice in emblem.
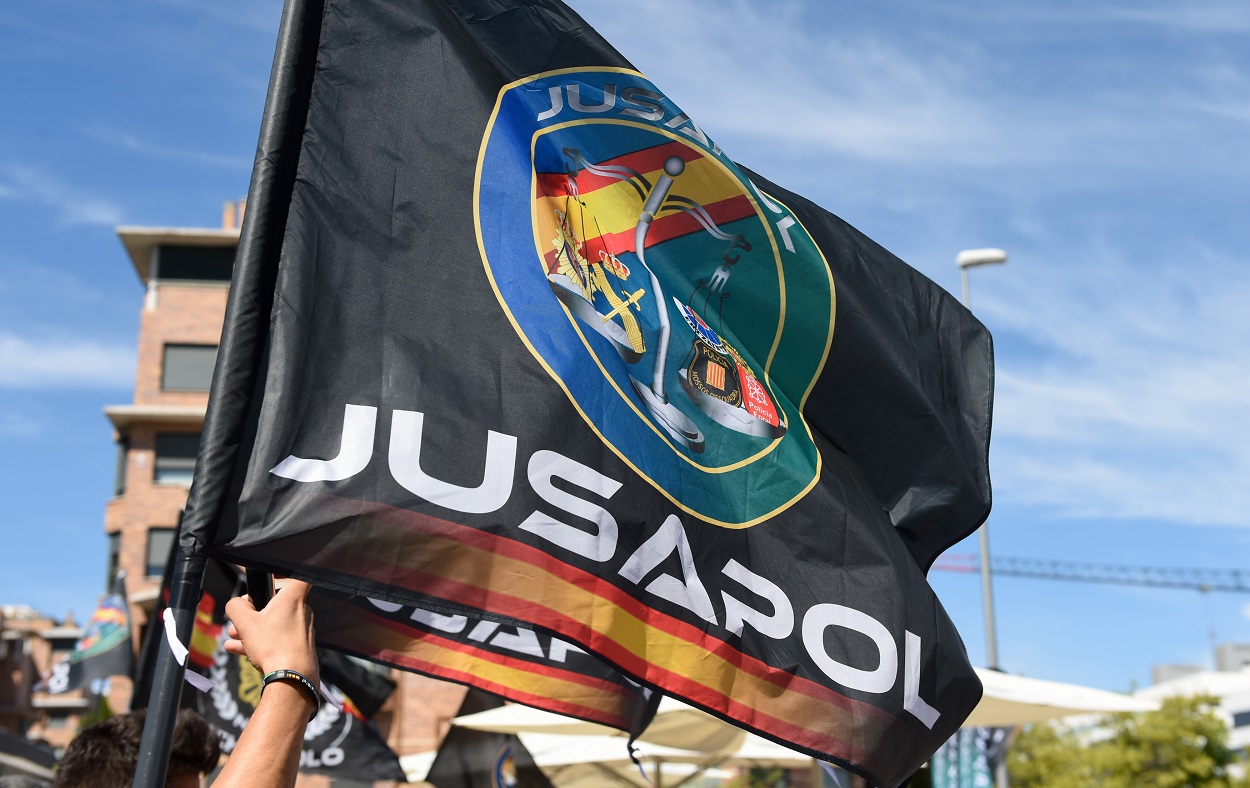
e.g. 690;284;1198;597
544;147;786;454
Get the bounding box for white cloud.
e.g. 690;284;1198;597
84;126;252;171
1183;64;1250;125
574;0;1249;188
1102;2;1250;34
0;333;135;390
576;0;1003;165
983;248;1250;527
0;413;43;437
0;256;120;305
918;0;1250;34
0;166;124;226
153;0;281;33
0;10;80;53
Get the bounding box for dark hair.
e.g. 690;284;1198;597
166;709;220;779
53;709;220;788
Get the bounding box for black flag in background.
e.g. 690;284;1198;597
425;688;555;788
196;635;406;782
181;1;993;784
43;573;133;695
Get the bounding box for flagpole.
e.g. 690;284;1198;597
247;568;275;608
130;0;321;780
132;547;206;788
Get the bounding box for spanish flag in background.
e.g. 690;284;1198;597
187;591;223;670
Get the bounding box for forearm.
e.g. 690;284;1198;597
214;682;317;788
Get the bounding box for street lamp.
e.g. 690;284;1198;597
956;248;1007;308
956;247;1006;671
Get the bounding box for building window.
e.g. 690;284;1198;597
156;245;235;283
113;437;129;496
147;528;176;578
162;344;218;391
106;533;120;588
154;433;200;486
1234;710;1250;729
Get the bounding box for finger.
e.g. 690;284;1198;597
226;623;239;639
223;639;245;656
225;595;258;620
278;578;313;602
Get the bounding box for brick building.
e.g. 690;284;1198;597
0;605;85;751
106;203;466;784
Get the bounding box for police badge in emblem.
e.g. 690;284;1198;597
492;745;518;788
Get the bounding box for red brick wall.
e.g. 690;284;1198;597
132;283;228;406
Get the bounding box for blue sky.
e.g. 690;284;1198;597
1;0;1247;695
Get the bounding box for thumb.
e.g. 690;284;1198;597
278;579;313;603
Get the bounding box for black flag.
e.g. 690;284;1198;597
196;630;406;782
317;647;397;721
182;1;993;784
43;573;133;695
425;689;555;788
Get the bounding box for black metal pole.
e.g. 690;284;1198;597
132;549;205;788
128;0;321;778
126;0;322;778
247;568;274;609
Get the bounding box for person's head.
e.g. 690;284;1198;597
53;709;220;788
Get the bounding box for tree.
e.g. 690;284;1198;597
75;692;115;733
1009;695;1250;788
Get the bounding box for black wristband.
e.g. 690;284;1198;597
261;669;321;721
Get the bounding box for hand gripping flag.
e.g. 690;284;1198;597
136;548;407;781
43;573;134;695
196;636;406;782
180;1;994;784
132;533;243;710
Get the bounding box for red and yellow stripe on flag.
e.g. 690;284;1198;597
291;494;895;778
341;695;367;723
533;140;756;274
313;589;648;732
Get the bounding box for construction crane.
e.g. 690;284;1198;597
932;554;1250;594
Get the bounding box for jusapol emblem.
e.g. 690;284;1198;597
541;148;784;448
492;745;518;788
476;68;835;527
